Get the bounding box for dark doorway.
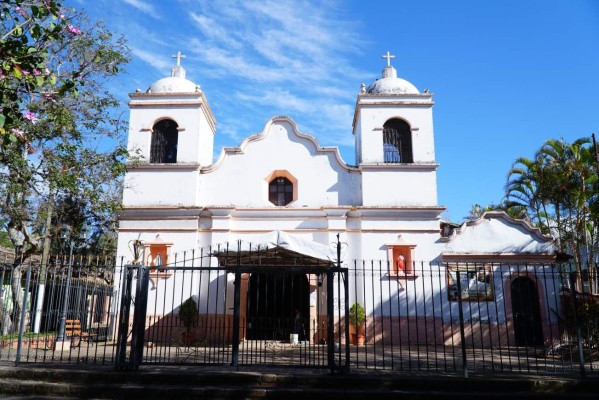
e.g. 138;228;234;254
511;277;543;346
247;272;309;340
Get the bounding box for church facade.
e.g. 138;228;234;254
116;53;559;348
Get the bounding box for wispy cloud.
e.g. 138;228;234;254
185;0;364;83
179;0;366;153
76;0;368;162
131;46;171;72
236;90;314;114
122;0;159;17
189;13;241;49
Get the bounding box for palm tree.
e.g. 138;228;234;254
537;138;595;270
504;137;598;292
505;156;549;233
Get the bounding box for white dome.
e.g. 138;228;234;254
148;76;197;93
366;65;419;95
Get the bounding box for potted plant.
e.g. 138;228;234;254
179;297;199;345
349;303;366;346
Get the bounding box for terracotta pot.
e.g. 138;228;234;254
351;332;365;346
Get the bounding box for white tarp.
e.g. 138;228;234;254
231;231;339;263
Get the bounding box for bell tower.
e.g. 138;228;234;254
352;52;440;207
123;52;217;207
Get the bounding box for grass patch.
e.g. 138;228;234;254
0;332;56;341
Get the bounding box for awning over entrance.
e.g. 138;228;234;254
213;231;338;267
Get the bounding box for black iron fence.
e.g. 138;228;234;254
113;244;350;373
348;261;598;377
0;254;119;365
1;250;598;378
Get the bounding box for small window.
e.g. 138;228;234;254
383;119;413;163
446;265;494;301
150;119;178;163
269;177;293;206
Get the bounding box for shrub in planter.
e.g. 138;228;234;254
349;303;366;345
179;297;199;335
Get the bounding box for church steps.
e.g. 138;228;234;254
0;366;596;399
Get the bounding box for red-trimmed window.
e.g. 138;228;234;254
269;177;293;206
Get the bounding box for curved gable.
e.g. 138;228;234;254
199;116;361;208
203;116;357;173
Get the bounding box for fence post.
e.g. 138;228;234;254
569;272;586;378
326;269;335;372
455;270;468;378
15;263;32;366
343;269;350;373
115;265;134;370
231;265;241;368
130;265;149;370
0;268;5;332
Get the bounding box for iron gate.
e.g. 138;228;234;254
115;262;349;372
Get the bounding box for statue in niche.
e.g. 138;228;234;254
396;252;405;272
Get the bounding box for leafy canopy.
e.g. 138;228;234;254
0;0;130;259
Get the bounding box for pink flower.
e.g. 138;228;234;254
23;112;38;124
33;69;41;76
15;7;27;17
66;25;82;35
42;92;56;102
11;128;25;139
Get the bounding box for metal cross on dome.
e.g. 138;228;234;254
172;51;187;67
382;51;395;67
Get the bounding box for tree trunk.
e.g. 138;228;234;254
10;264;23;334
0;293;11;335
33;189;54;333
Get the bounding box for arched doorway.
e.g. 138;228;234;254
246;272;310;340
511;277;543;346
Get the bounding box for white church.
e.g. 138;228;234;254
116;52;560;349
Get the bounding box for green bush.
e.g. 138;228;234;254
349;303;366;330
563;298;599;349
179;297;199;333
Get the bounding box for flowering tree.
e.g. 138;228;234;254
0;0;129;333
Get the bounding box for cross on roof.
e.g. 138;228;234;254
382;51;395;67
172;51;187;67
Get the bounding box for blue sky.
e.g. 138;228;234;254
77;0;599;222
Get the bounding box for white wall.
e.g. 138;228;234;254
123;167;200;206
361;168;439;206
